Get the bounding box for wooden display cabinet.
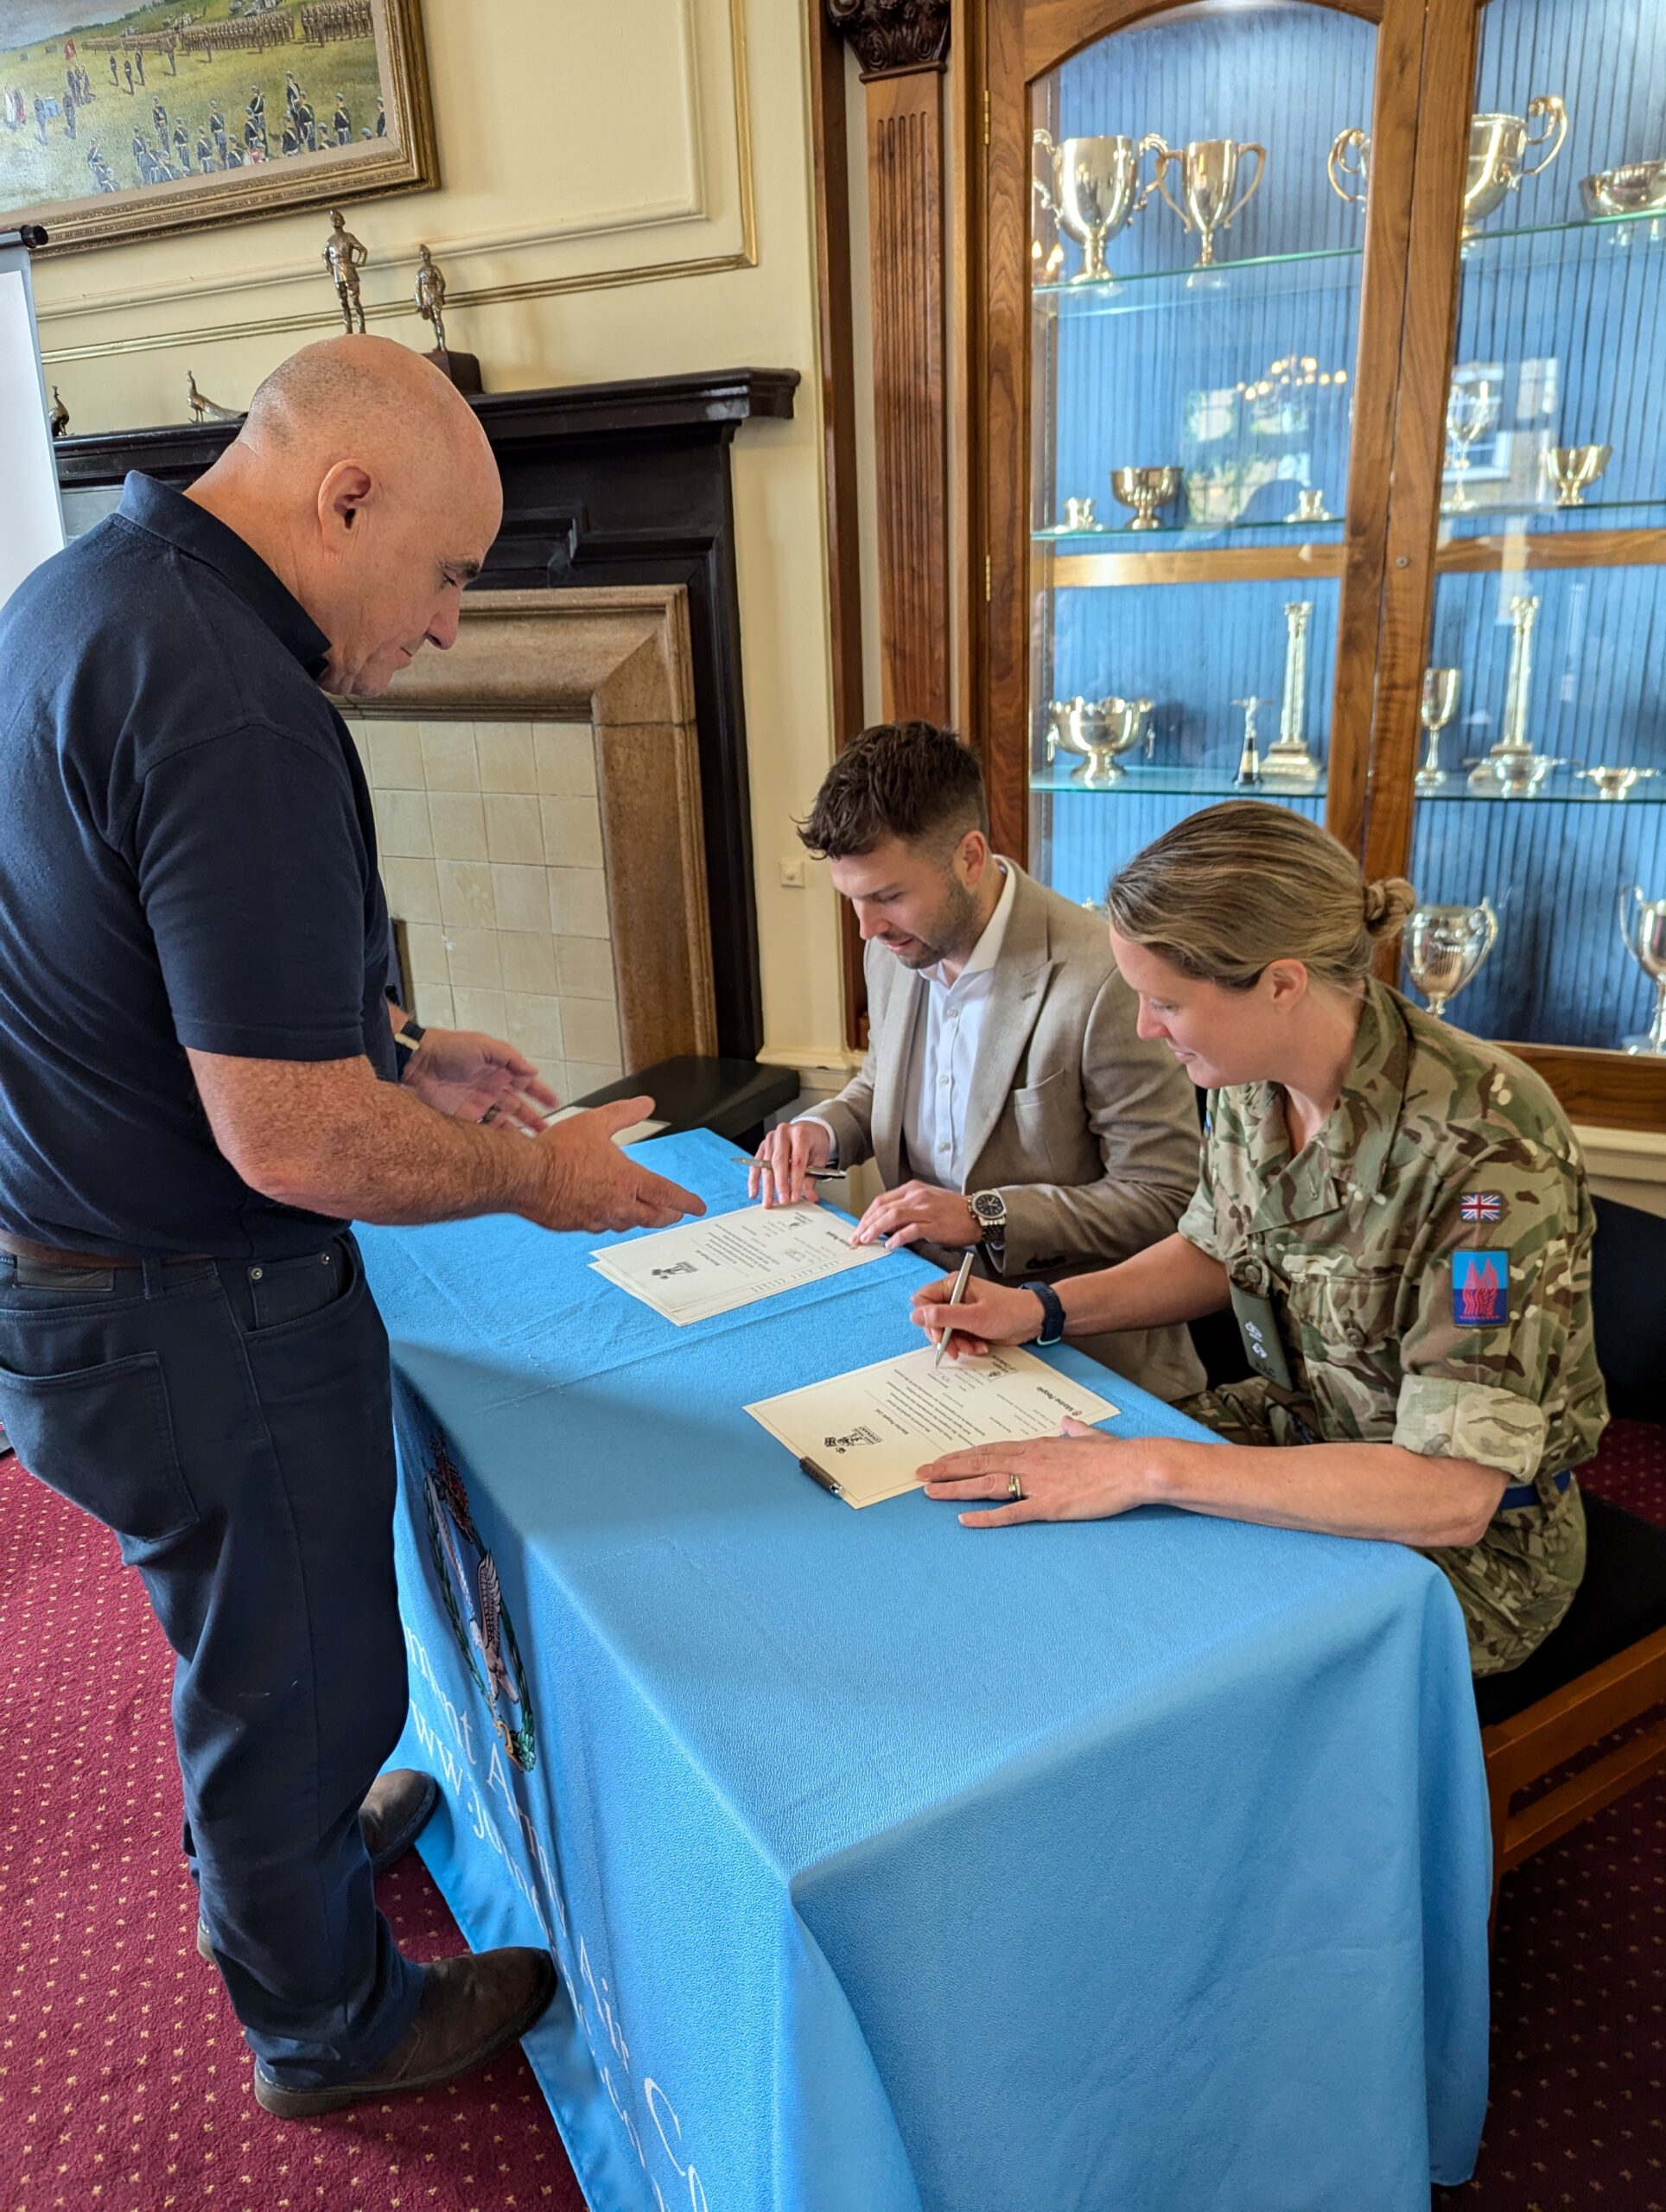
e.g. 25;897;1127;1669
967;0;1666;1129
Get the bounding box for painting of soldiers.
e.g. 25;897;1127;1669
0;0;435;254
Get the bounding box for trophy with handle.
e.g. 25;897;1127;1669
1405;899;1499;1019
1619;885;1666;1054
1033;130;1169;284
1327;99;1566;239
1154;138;1267;270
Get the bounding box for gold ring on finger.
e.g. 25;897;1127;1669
1008;1472;1024;1503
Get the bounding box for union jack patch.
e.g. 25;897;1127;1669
1460;1191;1504;1223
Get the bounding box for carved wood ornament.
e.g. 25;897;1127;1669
824;0;951;79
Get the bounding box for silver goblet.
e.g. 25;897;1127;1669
1405;899;1499;1019
1445;379;1499;512
1620;885;1666;1054
1110;465;1181;531
1033;130;1168;285
1415;669;1461;787
1578;766;1659;800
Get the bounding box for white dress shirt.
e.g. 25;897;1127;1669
800;861;1015;1193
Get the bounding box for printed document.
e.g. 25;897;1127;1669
746;1344;1120;1509
591;1202;883;1325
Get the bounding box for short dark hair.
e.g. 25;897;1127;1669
798;721;989;860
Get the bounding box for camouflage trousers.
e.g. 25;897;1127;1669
1175;1378;1587;1678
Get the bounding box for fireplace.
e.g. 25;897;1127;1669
54;367;799;1063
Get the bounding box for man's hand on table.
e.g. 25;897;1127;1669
404;1027;560;1133
749;1120;831;1206
531;1096;704;1235
850;1181;982;1253
921;1417;1158;1528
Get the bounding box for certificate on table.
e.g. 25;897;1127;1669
591;1202;884;1324
746;1344;1120;1508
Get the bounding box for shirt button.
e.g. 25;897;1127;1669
938;1073;951;1087
938;1141;951;1154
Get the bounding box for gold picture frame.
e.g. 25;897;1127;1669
0;0;437;257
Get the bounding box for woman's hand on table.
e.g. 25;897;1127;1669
909;1274;1045;1358
921;1417;1160;1528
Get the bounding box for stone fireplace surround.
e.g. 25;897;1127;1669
350;586;717;1096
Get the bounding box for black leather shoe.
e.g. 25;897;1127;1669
197;1770;440;1961
251;1947;557;2119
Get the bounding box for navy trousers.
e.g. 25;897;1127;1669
0;1232;423;2088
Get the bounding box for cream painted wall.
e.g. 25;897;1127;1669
32;0;849;1069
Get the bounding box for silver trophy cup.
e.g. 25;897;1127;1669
1033;130;1168;284
1620;884;1666;1054
1405;899;1499;1019
1154;137;1267;270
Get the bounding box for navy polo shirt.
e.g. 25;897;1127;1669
0;473;397;1259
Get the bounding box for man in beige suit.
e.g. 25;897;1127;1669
751;721;1205;1401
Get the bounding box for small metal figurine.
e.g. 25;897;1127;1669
187;370;242;424
322;207;368;335
414;243;447;354
48;385;69;439
411;239;483;394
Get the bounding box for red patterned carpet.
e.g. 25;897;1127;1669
1;1421;1663;2212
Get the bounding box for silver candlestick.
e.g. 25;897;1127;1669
1263;601;1321;784
1469;594;1545;791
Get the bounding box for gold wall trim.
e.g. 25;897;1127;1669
40;0;758;365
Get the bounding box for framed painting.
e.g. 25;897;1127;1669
0;0;436;256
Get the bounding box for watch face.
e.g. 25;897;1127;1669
972;1192;1005;1225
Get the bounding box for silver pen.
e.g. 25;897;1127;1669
934;1250;977;1369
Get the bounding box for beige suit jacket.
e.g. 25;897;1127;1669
814;868;1205;1402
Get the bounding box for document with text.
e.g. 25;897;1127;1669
746;1344;1120;1509
591;1202;884;1325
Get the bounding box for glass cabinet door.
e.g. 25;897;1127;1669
1027;0;1379;906
1399;0;1666;1059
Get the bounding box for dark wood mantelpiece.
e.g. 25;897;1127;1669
55;368;800;1063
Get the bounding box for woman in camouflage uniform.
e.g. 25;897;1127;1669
910;802;1605;1676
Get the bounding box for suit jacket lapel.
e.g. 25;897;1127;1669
959;872;1055;1181
868;950;925;1189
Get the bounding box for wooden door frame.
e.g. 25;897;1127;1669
981;0;1432;865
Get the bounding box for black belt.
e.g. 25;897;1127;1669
0;1230;210;1272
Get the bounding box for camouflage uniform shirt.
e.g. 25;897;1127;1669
1174;979;1606;1675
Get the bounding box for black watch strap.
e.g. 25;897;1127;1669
1024;1280;1066;1346
393;1018;426;1077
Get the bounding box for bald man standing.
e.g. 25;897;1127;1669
0;338;702;2117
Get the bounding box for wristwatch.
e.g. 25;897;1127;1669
1023;1280;1067;1346
968;1190;1007;1249
393;1018;426;1078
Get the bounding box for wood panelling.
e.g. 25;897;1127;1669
1360;0;1484;895
1324;0;1430;856
1504;1043;1666;1134
1433;526;1666;574
868;68;953;723
1051;543;1349;588
1025;0;1383;82
807;2;871;1046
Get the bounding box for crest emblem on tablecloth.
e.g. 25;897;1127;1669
422;1431;537;1771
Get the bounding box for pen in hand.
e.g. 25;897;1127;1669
933;1250;977;1369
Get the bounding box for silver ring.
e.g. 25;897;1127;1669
1008;1472;1024;1503
480;1103;500;1126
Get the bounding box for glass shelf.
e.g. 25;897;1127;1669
1437;498;1666;531
1031;203;1666;321
1032;768;1329;798
1035;516;1344;546
1415;777;1666;804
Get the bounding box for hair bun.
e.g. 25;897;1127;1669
1363;876;1416;937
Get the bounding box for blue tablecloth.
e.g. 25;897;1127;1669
359;1128;1490;2212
